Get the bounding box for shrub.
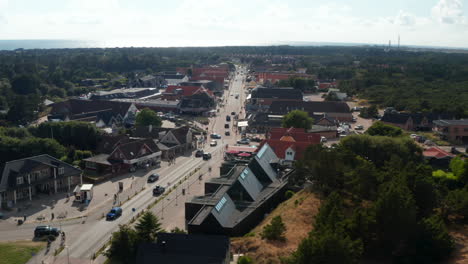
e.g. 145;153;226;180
261;216;286;241
285;190;295;199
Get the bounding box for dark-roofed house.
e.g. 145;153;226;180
380;112;453;131
133;125;195;160
136;233;230;264
83;138;161;177
0;155;82;206
185;144;292;236
154;74;189;86
268;101;352;122
247;87;303;111
433;119;468;144
48;99;138;127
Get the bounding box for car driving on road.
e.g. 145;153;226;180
203;153;212;160
106;207;122;221
34;226;61;238
237;138;250;145
195;149;204;157
210;133;222;139
153;186;165;196
147;173;160;183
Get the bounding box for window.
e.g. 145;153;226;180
240;169;249;180
16;177;24;185
215;196;227;212
58;167;65;175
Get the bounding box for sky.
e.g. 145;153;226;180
1;0;468;48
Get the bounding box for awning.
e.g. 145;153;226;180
237;121;248;127
226;150;240;154
237;153;251;157
80;184;94;191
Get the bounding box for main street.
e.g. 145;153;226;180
56;65;248;261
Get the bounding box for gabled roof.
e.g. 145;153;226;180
269;101;350;114
165;86;213;97
133;125;170;139
0;155;82;192
433;119;468;126
251;87;303;100
268;127;321;143
170;126;191;145
50;99;133;119
112;139;160;160
96;134;133;154
381;112;454;125
423;147;455;159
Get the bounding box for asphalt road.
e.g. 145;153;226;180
61;65;248;260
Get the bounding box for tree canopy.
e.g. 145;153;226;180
282;110;314;130
135;108;162;127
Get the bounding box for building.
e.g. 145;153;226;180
90;88;159;100
255;72;313;85
136;233;230;264
381;112;453;131
423;147;455;168
133;125;195;160
163;85;214;101
154;74;189;86
247;87;303;111
0;155;82;207
268;101;352;123
261;128;321;165
433;119;468;144
185;144;292;236
83;138;161;177
48;99;138;127
114;99;180;113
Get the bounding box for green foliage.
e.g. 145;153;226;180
365;121;402;137
450;157;466;178
432;170;457;180
358;105;378;119
135;108;162;127
31;121;100;150
237;255;254;264
170;227;186;234
277;77;315;92
443;187;468;220
0;136;66;164
344;156;380;200
324;92;339;101
284;190;295;199
0;126;31;138
261;216;286;241
6;95;40;125
282;110;314;130
107;225;138;264
134;211;162;243
414;215;454;262
373;176;417;253
11;75;40;95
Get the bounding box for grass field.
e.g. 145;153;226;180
0;241;45;264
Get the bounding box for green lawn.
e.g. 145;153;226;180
0;241;45;264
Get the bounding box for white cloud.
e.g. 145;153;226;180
394;10;416;26
431;0;465;24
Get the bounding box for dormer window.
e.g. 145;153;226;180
16;177;24;185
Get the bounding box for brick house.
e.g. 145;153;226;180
0;155;82;207
433;119;468;144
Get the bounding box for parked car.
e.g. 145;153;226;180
250;137;261;142
352;117;357;122
147;173;160;183
210;133;222;139
226;115;231;121
195;149;204;157
34;226;61;238
225;131;230;136
320;136;327;143
224;123;230;129
210;140;217;146
355;125;364;130
203;153;212;160
106;207;122;220
231;112;236;115
153;186;165;196
237;138;250;145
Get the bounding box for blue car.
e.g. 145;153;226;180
106;207;122;220
210;133;222;139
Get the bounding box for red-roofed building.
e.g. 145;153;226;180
255;72;313;84
423;147;455;168
163;85;214;101
259;127;321;165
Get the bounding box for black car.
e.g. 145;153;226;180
203;153;212;160
147;173;160;183
153;186;165;196
226;115;231;121
34;226;60;238
195;150;204;157
231;112;236;115
224;123;230;129
225;131;230;136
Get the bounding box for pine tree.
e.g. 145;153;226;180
135;211;162;242
261;215;286;241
